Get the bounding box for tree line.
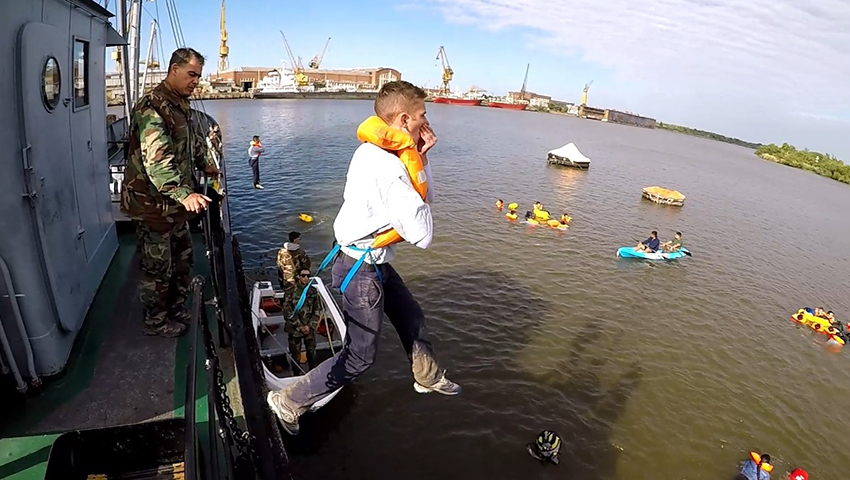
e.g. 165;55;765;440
755;143;850;185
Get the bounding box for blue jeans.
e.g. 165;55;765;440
248;157;260;185
280;252;442;412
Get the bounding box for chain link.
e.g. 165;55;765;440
200;313;257;466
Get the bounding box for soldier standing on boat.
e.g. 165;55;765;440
284;268;321;371
120;48;220;338
268;80;460;436
276;231;311;293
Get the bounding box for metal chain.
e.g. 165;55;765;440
200;300;258;467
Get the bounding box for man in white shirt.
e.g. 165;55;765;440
268;81;460;435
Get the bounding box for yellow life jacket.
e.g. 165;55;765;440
356;116;428;249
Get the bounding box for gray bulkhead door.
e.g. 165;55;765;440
17;22;87;332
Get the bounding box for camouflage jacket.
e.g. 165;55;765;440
283;282;321;337
120;81;213;229
276;244;311;289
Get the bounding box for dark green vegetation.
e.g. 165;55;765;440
657;122;762;149
756;143;850;185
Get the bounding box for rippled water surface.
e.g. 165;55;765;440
202;99;850;480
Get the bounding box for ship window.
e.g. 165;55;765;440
41;57;61;111
73;39;89;108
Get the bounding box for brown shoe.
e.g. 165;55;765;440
143;320;188;338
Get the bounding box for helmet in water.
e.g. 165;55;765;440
526;430;561;464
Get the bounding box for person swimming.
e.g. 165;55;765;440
495;199;504;210
526;430;561;465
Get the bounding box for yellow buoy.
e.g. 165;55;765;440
299;213;313;223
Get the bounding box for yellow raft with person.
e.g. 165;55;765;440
790;308;845;345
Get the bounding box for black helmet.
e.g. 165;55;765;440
536;430;561;456
526;430;561;464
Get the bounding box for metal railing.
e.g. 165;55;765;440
186;109;290;480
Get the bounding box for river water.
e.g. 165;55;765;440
203;99;850;480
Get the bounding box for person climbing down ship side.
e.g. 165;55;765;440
267;80;460;436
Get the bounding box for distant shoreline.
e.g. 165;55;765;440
755;144;849;185
656;122;762;149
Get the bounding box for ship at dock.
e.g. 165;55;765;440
487;63;531;111
431;46;484;106
487;99;526;110
432;94;482;106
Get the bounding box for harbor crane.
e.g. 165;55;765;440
309;37;331;69
436;46;453;95
278;30;309;87
519;63;529;97
218;0;229;72
581;80;593;106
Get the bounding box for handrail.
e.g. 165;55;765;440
192;109;290;479
184;276;204;480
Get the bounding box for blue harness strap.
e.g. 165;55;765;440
340;246;381;294
288;242;384;319
339;245;384;293
316;243;341;275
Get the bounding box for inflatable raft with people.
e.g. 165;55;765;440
790;308;845;346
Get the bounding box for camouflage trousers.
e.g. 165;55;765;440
288;332;317;370
134;220;193;328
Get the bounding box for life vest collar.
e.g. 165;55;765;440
357;115;416;152
749;452;773;472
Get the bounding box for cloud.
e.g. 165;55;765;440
430;0;850;156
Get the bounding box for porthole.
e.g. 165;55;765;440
42;57;61;110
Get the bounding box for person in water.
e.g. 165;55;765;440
267;80;460;436
495;199;504;210
635;231;660;253
660;232;683;252
559;213;571;225
738;453;772;480
505;203;518;219
526;430;561;465
532;202;550;220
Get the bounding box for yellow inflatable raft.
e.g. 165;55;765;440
642;186;685;206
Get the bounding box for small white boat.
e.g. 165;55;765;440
251;278;346;412
547;142;591;169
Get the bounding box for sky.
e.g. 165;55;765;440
117;0;850;159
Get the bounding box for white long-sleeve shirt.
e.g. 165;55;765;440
334;143;433;264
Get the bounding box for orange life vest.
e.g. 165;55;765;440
749;452;773;473
356;115;428;249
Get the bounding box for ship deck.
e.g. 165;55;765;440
0;224;243;480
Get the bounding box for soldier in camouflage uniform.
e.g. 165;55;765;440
120;48;220;338
276;231;311;293
284;268;322;370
